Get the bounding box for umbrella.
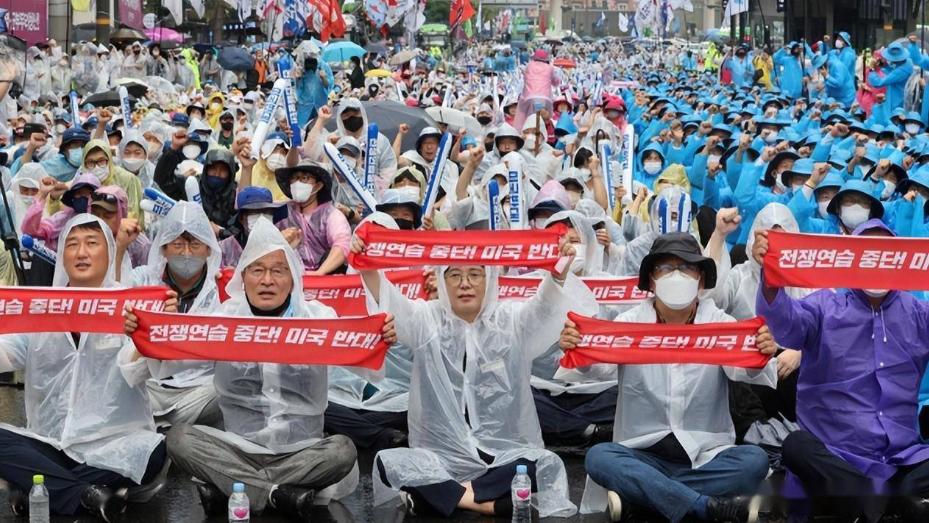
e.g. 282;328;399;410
425;106;481;136
365;68;391;78
218;47;255;72
365;41;389;55
553;57;576;69
144;27;185;43
110;28;146;44
324;100;437;152
115;78;149;98
322;41;366;63
83;89;137;108
388;49;418;66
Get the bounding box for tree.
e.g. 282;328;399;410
425;0;451;24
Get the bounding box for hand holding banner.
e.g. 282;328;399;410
560;312;770;369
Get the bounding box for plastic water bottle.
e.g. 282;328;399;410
28;474;49;523
228;482;250;522
511;464;532;523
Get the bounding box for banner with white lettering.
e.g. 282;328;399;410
131;310;390;369
498;276;650;304
763;230;929;290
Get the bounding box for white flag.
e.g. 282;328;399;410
723;0;748;17
189;0;206;18
618;13;629;33
164;0;183;24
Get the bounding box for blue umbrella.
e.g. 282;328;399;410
217;46;255;71
322;41;366;63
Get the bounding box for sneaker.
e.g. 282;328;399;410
269;484;315;520
706;495;763;523
80;485;127;522
398;491;417;516
900;496;929;523
607;490;623;522
195;483;227;517
8;487;27;516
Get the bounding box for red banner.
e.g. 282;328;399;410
131;310;390;369
217;268;427;316
763;230;929;290
117;0;144;29
499;276;651;304
0;0;48;46
560;312;770;369
0;286;170;334
348;222;567;271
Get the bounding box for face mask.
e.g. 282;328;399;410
147;141;162;156
817;200;831;218
55;124;67;135
290;181;318;203
791;183;804;194
477;116;492;126
763;131;779;144
122;157;145;173
394;218;415;230
881;179;896;200
523;135;537;150
265;153;287;171
654;270;700;310
863;288;888;298
568;191;581;206
20;196;34;207
71;196;89;214
835;40;845;49
182;144;201;160
774;176;788;194
906;123;921;135
89;165;108;182
643;161;662;175
484;141;493;152
67;148;83;167
343;115;364;132
707;154;721;165
840;203;871;229
569;245;587;275
221;121;234;132
166;254;207;280
246;213;271;230
205;175;226;189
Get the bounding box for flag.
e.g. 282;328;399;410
403;0;426;33
283;0;309;37
308;0;346;41
618;12;629;32
190;0;206;18
164;0;184;24
596;11;606;28
723;0;749;17
71;0;93;11
450;0;475;28
261;0;283;18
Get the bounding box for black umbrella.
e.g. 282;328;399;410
83;89;136;108
110;28;146;45
115;79;149;98
365;41;389;55
323;100;437;152
217;46;255;72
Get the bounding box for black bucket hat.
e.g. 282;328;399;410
275;160;332;203
638;232;717;292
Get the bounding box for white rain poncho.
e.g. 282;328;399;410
123;201;220;419
119;130;156;189
329;213;412;413
579;297;778;513
0;214;163;483
365;263;591;517
192;217;359;501
518;117;560;188
714;202;811;319
7;162;45;237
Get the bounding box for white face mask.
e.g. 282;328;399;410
55;124;67;135
265;153;287;172
20;195;35;207
568;191;581;206
246;213;271;230
835;40;845;49
906;123;921;135
881;179;896;200
707;154;721;166
818;200;831;219
290;181;318;203
182;144;202;160
763;131;779;144
523;135;537;150
654;270;699;310
840;203;870;229
774;176;788;194
122;157;145;173
88;165;108;182
791;183;804;193
863;288;888;298
643;161;662;175
569;244;587;275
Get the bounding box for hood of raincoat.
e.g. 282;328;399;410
81;139;121;185
745;203;798;263
390;166;427;199
52;214;117;288
435;264;501;324
335;97;368;138
654;164;692;194
544;210;602;275
147;201;221;310
530;179;572;211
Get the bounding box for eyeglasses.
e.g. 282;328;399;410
166;238;208;252
444;269;486;286
84;158;108;169
652;263;701;279
290;172;317;183
243;265;290;280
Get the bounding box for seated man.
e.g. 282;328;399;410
117;201;223;428
561;233;777;523
755;219;929;522
353;227;595;518
0;215;168;520
124;218;388;519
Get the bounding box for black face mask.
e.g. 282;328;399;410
221;120;234;131
343;115;364;132
394;218;416;230
305;57;318;72
484;141;494;152
477;116;492;126
71;196;89;214
368;85;379;96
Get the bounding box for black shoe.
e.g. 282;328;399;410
270;485;315;520
900;497;929;523
8;488;27;516
380;428;408;449
590;423;614;444
80;485;127;522
707;495;759;523
196;483;227;517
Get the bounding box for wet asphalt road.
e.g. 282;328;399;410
0;384;610;523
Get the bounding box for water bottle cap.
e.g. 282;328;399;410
516;464;527;474
33;474;44;485
233;482;245;493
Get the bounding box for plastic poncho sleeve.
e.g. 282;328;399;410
366;275;435;352
919;366;929;442
0;333;28;373
810;134;835;162
117;341;151;388
755;279;825;353
513;273;597;360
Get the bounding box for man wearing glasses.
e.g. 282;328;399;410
561;233;779;523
